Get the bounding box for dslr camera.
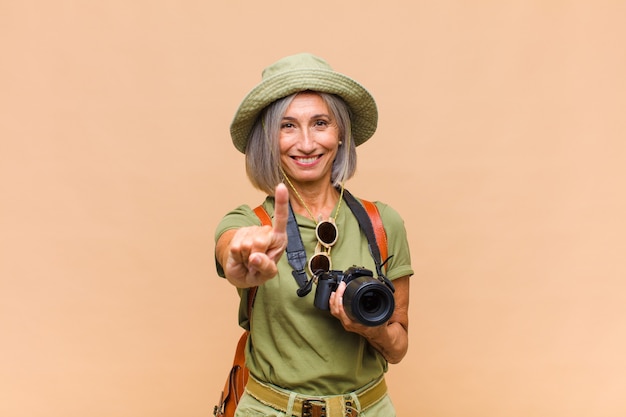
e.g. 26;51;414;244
314;266;395;326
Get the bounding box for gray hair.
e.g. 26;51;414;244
245;91;357;195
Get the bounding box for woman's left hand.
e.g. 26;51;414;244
329;276;410;364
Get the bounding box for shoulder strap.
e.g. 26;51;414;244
359;199;388;268
253;205;272;228
342;189;390;277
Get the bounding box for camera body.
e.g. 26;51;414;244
314;266;395;326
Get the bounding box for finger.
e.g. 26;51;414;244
329;282;347;315
245;252;261;279
240;248;251;268
227;239;247;267
228;230;254;266
247;252;278;282
272;183;289;236
335;281;347;298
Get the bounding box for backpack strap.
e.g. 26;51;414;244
253;205;272;228
359;199;388;271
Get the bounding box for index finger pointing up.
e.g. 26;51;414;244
272;183;289;235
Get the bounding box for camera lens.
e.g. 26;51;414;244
360;290;383;314
343;277;395;326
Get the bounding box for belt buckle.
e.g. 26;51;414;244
302;398;358;417
302;398;326;417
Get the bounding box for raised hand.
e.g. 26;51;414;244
217;183;290;288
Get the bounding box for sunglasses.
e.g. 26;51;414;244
308;219;339;276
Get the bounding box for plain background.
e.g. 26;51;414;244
1;1;625;416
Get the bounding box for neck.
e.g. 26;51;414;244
285;180;341;221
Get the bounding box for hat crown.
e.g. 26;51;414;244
261;53;333;80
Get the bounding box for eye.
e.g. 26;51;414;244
281;122;295;129
314;119;329;128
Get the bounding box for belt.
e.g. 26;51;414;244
245;376;387;417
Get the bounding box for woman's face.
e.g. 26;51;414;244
279;92;340;187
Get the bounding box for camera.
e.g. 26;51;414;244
314;266;395;326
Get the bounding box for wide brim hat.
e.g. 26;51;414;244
230;53;378;153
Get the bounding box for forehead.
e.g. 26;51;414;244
284;92;330;115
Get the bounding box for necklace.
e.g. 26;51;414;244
281;171;344;223
281;172;345;276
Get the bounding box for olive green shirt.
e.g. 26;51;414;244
215;195;413;395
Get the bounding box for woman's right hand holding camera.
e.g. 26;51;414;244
216;183;289;288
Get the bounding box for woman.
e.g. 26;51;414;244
215;53;413;417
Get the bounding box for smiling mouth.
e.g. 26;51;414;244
292;155;321;165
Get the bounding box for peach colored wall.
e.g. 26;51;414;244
1;1;625;416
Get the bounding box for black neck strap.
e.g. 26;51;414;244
341;189;384;278
285;201;309;289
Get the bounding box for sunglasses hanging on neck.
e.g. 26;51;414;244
308;218;339;275
279;189;391;299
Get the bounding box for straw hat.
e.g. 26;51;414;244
229;53;378;153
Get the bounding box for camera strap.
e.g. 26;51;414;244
285;201;310;292
341;189;389;279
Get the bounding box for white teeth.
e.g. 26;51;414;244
295;156;318;164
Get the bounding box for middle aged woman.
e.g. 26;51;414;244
215;53;413;417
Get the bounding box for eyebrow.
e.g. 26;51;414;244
282;114;332;120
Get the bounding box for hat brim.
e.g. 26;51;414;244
230;68;378;153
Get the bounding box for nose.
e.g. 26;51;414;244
298;127;316;152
